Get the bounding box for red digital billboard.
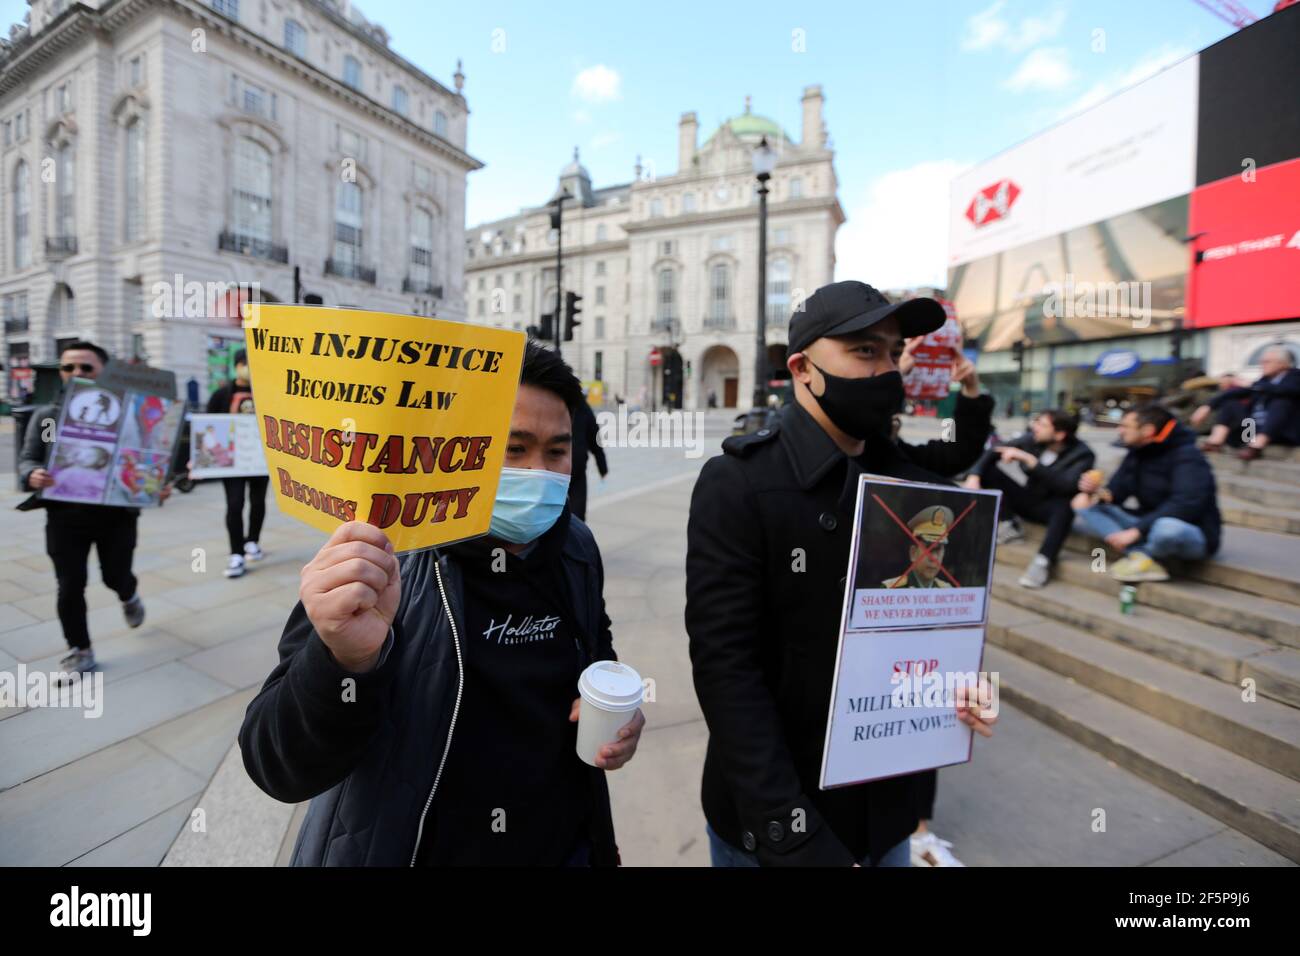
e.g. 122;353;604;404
1186;157;1300;328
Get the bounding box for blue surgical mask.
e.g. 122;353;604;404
488;466;571;544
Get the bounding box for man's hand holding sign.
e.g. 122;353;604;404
300;521;401;674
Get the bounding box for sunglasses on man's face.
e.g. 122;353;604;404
61;363;97;374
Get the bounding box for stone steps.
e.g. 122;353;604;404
986;601;1300;783
990;558;1300;708
1019;522;1300;606
1218;495;1300;537
1209;453;1300;486
1216;472;1297;511
985;644;1300;862
998;540;1300;647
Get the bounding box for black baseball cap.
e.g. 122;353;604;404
786;281;947;358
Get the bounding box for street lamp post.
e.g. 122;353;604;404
752;136;776;410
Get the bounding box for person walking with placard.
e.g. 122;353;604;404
206;349;268;579
686;281;997;867
17;341;164;677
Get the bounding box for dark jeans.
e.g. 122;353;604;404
45;506;139;651
1214;398;1299;447
222;476;269;555
916;769;937;820
979;465;1075;563
569;472;589;522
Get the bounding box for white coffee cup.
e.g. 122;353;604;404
576;660;644;767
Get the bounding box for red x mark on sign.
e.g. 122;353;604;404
871;494;977;588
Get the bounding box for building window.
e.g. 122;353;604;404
789;176;803;199
595;316;605;339
512;294;522;313
343;55;362;90
239;80;276;121
595;224;607;242
767;258;791;324
2;121;10;147
682;192;696;213
129;55;144;87
392;85;409;117
477;299;485;316
595;286;605;306
649;198;663;218
50;283;75;330
477;276;485;291
334;179;363;268
594;351;603;381
595;260;605;277
55;83;71;114
410;207;434;289
233;137;272;244
659;240;674;256
12;161;29;268
710;235;732;252
710;263;731;321
284;19;306;57
124;118;144;241
433;110;448;136
656;268;675;322
413;163;431;191
213;0;239;20
56;144;75;239
513;271;522;286
774;227;791;245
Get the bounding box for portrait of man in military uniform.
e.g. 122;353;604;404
882;505;957;589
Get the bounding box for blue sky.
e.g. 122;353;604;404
3;0;1241;285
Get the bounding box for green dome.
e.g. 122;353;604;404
709;111;791;145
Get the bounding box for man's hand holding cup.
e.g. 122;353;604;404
300;521;401;674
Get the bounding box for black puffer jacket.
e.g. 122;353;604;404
238;512;619;866
1106;423;1222;555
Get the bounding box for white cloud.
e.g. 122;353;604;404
571;65;621;103
572;108;592;125
1003;47;1076;92
835;159;970;291
963;1;1066;53
590;131;620;149
1057;45;1192;119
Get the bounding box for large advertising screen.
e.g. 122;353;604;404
1187;157;1300;329
948;195;1189;351
949;56;1199;268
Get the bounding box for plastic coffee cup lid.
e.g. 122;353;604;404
578;661;643;711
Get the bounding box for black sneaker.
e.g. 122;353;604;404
122;594;145;628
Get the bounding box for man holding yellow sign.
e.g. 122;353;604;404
238;309;642;866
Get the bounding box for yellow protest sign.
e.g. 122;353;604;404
243;304;525;553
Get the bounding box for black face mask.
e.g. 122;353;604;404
807;361;905;441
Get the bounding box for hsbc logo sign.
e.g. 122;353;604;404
965;179;1021;228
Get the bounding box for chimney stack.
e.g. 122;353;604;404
678;111;697;173
801;85;824;150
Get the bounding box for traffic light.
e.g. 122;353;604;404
563;291;582;342
534;313;554;341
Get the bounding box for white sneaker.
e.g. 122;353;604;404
996;518;1025;545
243;541;265;562
225;554;246;578
910;831;966;867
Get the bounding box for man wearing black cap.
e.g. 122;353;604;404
686;280;997;867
